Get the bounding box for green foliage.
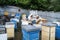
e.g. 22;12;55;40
52;0;60;11
0;0;60;11
19;0;30;4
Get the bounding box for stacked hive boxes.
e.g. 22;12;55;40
0;25;7;40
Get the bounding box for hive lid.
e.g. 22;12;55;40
22;25;40;32
5;22;15;28
42;22;56;27
5;22;14;25
53;21;60;26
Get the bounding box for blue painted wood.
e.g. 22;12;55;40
56;24;60;39
22;29;40;40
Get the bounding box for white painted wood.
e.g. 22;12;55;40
0;34;7;40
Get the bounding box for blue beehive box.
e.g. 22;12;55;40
10;20;17;29
15;13;21;19
56;24;60;39
22;25;40;40
22;29;40;40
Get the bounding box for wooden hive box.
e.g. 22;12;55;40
5;22;14;38
41;23;56;40
7;27;14;38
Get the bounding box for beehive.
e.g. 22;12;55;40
7;27;14;38
5;22;14;38
41;23;56;40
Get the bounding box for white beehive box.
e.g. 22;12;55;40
0;34;7;40
0;25;7;40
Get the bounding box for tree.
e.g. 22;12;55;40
0;0;60;11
